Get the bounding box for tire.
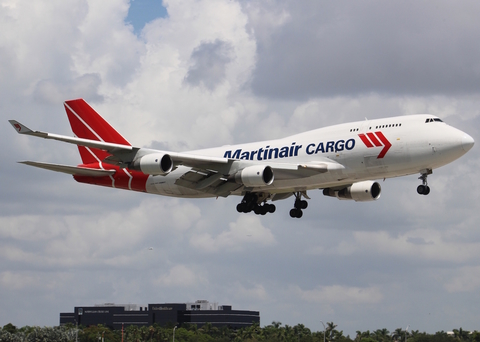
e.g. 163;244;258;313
290;208;302;218
417;185;425;195
290;208;297;218
267;204;276;213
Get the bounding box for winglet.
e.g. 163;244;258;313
9;120;33;134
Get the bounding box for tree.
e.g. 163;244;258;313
373;329;390;342
452;328;470;342
2;324;18;334
393;328;404;342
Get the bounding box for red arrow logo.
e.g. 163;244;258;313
358;132;392;159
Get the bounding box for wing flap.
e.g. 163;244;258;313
175;170;242;197
19;161;116;177
269;160;345;179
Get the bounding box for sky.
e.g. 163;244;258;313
1;0;480;337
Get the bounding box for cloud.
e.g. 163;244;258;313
444;266;480;293
249;1;480;100
154;264;208;288
293;285;384;305
184;39;234;90
313;230;480;264
229;282;269;302
33;74;104;104
189;215;277;253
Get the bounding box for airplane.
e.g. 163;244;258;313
9;99;474;218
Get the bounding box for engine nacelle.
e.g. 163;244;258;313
131;153;173;175
323;181;381;202
235;165;274;187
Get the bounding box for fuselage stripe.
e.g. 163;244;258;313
366;132;383;147
358;134;374;148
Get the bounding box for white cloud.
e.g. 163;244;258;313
444;266;480;293
189;215;277;253
154;264;208;288
293;284;384;305
229;282;269;302
315;230;480;264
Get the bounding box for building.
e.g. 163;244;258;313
60;300;259;330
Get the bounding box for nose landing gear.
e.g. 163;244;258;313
417;169;432;195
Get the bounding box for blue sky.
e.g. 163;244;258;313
126;0;168;34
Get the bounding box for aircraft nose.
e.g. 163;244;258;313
462;133;475;152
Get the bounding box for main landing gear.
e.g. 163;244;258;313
417;169;432;195
236;191;309;218
289;192;309;218
236;192;276;215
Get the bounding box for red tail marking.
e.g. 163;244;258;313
64;99;131;164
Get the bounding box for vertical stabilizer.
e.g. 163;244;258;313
64;99;131;164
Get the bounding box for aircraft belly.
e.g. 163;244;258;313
252;171;349;193
146;174;214;198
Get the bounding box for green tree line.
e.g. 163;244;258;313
1;322;479;342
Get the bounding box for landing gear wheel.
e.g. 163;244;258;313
417;170;432;196
290;192;308;218
295;199;308;209
237;192;276;215
417;185;430;195
266;204;276;213
417;185;425;195
289;208;303;218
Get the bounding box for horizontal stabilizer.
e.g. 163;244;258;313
19;161;116;177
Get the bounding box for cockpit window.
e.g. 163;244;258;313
425;118;444;123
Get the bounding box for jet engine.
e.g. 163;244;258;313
131;153;173;175
235;165;274;187
323;180;381;202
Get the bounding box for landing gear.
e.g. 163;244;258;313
289;192;308;218
417;169;432;195
236;192;276;215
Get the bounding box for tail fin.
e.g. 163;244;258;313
64;99;131;164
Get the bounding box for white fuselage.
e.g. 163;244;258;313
145;114;474;198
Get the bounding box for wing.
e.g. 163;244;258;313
171;157;345;197
9;120;134;153
9;119;344;197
